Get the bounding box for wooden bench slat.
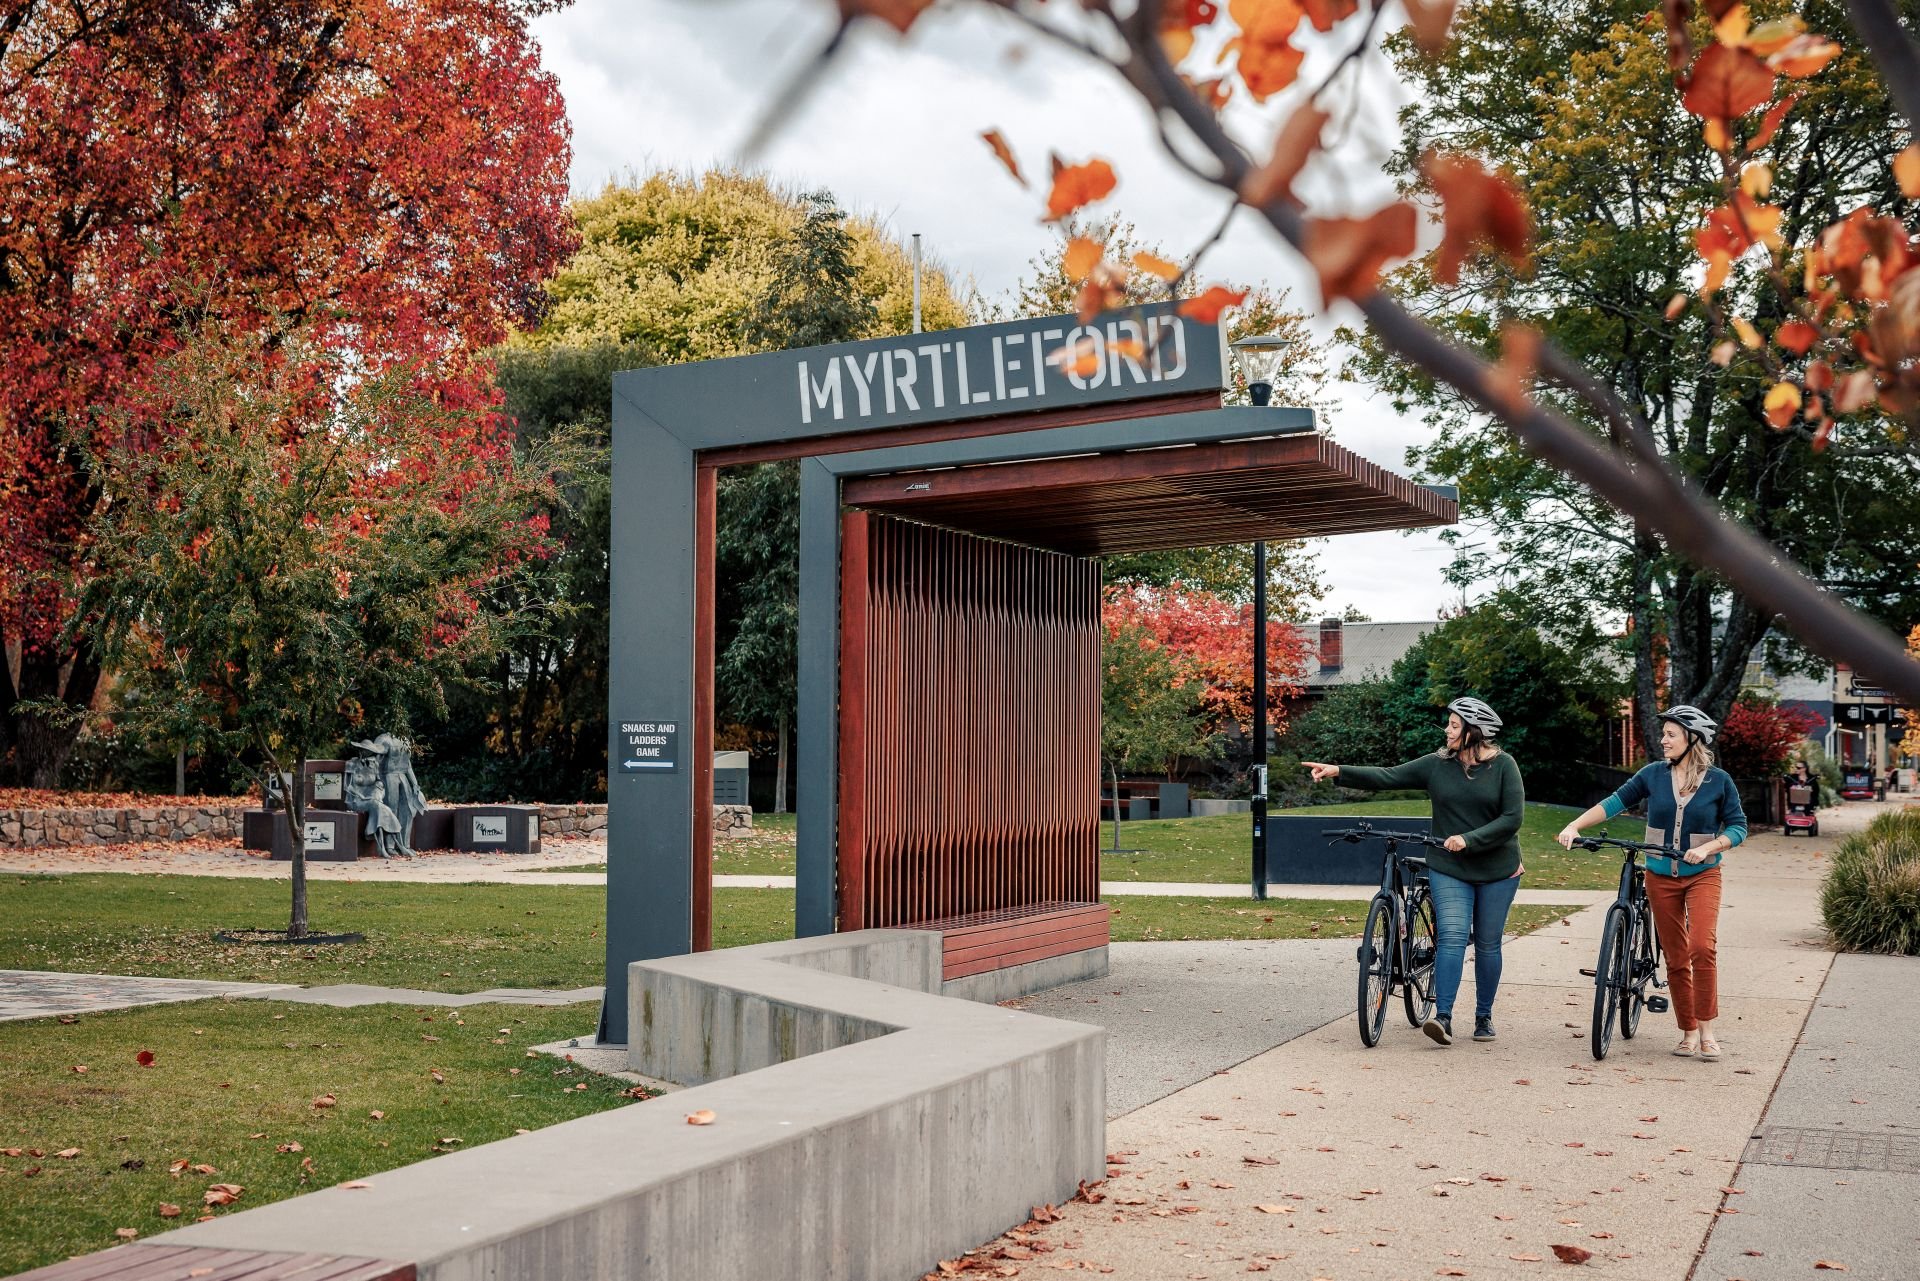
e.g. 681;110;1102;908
945;930;1109;979
943;919;1112;965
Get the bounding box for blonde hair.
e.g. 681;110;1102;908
1672;737;1714;796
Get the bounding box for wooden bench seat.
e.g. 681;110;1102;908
909;901;1109;980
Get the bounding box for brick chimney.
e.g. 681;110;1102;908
1318;618;1344;674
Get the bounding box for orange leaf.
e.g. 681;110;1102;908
1806;359;1834;390
1683;43;1775;119
1485;324;1541;417
1895;145;1920;199
1745;94;1799;152
1240;105;1329;208
1045;159;1118;221
135;1050;156;1067
1133;251;1182;281
157;1204;181;1218
1064;237;1105;283
980;130;1025;187
115;1229;138;1241
1764;380;1802;427
202;1184;244;1207
1233;0;1308;100
836;0;936;34
1834;369;1877;413
1703;116;1732;153
1303;203;1418;305
1178;285;1249;324
1776;320;1819;354
1551;1244;1594;1264
312;1094;336;1109
1768;35;1840;77
1404;0;1456;52
1813;1264;1849;1273
686;1109;717;1126
1426;152;1532;284
56;1148;81;1159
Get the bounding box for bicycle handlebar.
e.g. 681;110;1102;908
1321;821;1450;850
1570;833;1680;858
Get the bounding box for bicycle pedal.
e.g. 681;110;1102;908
1646;995;1671;1013
1578;967;1598;978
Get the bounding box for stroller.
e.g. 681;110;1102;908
1784;783;1819;837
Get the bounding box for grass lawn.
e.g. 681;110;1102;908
0;998;635;1276
0;875;788;992
1097;799;1610;889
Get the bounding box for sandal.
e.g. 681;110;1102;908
1672;1037;1700;1057
1698;1038;1723;1061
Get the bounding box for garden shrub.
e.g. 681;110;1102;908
1821;808;1920;956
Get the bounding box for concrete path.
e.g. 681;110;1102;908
0;970;297;1022
0;968;603;1021
1;841;1607;901
1696;952;1920;1281
944;809;1850;1280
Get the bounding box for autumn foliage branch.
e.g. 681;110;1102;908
823;0;1920;707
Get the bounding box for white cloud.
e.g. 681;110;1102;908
530;0;1467;617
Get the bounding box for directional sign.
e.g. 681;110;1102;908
1837;703;1909;731
618;720;680;774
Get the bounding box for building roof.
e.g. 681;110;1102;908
1304;621;1436;688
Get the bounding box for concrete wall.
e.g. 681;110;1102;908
134;930;1106;1281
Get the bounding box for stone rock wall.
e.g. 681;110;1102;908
0;801;756;848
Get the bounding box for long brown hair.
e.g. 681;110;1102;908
1442;721;1500;775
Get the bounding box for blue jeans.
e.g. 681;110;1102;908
1425;868;1522;1020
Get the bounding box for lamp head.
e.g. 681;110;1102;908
1230;333;1288;406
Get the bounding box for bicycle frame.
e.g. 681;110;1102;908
1328;823;1445;1046
1576;833;1675;1058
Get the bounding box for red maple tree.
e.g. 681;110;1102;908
1102;583;1308;740
1716;696;1824;779
0;0;577;785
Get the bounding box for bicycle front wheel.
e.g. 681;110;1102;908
1357;894;1394;1047
1621;905;1653;1040
1591;905;1626;1061
1402;885;1437;1028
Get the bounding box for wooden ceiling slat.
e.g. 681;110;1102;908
843;432;1454;555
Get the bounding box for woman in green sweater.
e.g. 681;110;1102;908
1303;697;1527;1046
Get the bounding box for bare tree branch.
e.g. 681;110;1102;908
1845;0;1920;135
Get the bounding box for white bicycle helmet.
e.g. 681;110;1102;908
1446;697;1503;738
1659;704;1718;745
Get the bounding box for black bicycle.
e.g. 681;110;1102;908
1325;823;1447;1047
1571;833;1674;1060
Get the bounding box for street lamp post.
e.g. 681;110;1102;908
1231;333;1290;901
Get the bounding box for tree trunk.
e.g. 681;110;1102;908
774;712;788;815
4;643;103;788
288;748;309;940
176;747;187;797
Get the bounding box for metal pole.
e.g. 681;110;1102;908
1252;540;1269;899
911;233;923;334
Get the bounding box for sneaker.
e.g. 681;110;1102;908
1423;1013;1453;1045
1473;1016;1496;1042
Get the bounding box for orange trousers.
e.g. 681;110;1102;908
1645;865;1722;1029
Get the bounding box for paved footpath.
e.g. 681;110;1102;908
0;841;1608;903
951;808;1866;1281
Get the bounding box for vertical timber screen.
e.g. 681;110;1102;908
839;513;1100;930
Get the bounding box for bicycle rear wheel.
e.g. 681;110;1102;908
1591;905;1626;1060
1402;884;1436;1028
1357;894;1394;1047
1620;906;1653;1040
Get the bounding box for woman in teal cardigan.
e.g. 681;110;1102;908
1305;697;1526;1047
1556;705;1747;1060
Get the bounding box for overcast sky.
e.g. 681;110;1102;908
529;0;1481;621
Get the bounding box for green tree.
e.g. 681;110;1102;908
423;172;970;801
1101;625;1218;778
71;329;570;936
1353;0;1920;751
1286;595;1628;802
